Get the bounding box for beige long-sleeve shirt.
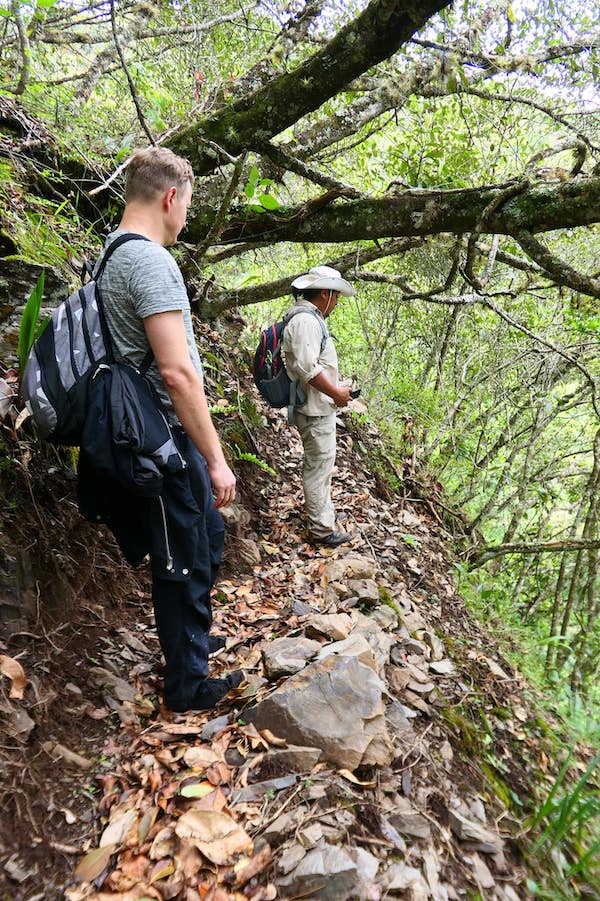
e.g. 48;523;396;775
282;301;338;416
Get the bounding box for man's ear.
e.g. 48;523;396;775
163;186;177;209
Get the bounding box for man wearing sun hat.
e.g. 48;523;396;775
282;265;355;548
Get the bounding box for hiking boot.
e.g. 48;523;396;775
167;670;244;713
208;634;227;654
313;530;352;548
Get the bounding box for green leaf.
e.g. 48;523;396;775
179;782;214;798
18;271;45;374
115;146;131;164
258;193;280;210
244;164;260;198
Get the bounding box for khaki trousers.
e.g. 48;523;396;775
294;410;337;538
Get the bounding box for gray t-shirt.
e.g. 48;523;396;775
95;230;203;418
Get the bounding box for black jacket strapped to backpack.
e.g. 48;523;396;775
77;234;202;579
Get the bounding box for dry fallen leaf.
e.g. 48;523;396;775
138;806;159;844
183;746;220;768
260;728;287;748
0;654;27;699
338;769;376;787
233;845;273;887
74;844;117;883
149;857;175;883
100;808;139;848
175;809;253;865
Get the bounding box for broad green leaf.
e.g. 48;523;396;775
18;271;45;374
258;193;279;210
244;164;260;198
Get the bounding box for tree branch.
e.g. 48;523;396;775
511;229;600;299
200;237;423;314
468;538;600;566
184;176;600;245
166;0;452;173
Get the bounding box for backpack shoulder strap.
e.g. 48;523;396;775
93;233;150;282
93;233;152;366
283;306;329;353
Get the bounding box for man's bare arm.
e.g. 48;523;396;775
309;371;351;406
144;310;236;508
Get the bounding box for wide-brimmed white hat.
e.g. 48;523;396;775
291;265;355;296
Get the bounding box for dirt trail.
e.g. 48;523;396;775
0;332;559;900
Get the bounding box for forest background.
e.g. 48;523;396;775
1;0;600;757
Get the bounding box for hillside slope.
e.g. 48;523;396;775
0;320;584;901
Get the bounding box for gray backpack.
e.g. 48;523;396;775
22;234;148;445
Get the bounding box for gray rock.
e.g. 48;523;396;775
237;537;262;565
277;843;307;876
323;555;377;584
470;853;495;889
348;846;380;898
201;713;230;740
256;745;321;779
345;556;378;580
277;843;358;901
262;808;307;845
231;774;297;803
429;659;455;675
400;638;428;656
262;637;322;678
422;631;445;661
220;503;251;530
90;667;136;703
317;633;378;672
448;810;504;852
3;706;36;741
306;613;354;641
369;604;398;630
388;799;431;839
347;578;380;605
353;614;395;670
383;862;429;892
386;699;416;747
246;655;393;769
291;599;319;617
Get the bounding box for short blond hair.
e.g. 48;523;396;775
126;147;195;202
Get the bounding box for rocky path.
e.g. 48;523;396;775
1;323;559;900
31;399;545;901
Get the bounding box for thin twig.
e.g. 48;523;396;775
109;0;155;146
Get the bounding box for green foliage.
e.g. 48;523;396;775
17;271;47;374
244;165;281;213
529;753;600;894
234;448;277;477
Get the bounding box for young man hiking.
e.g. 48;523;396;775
282;266;355;547
83;147;242;712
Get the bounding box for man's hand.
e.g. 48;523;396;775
209;459;236;508
333;385;352;407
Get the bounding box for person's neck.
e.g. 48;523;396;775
118;206;166;246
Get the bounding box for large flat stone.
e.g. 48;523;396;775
246;655;393;769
